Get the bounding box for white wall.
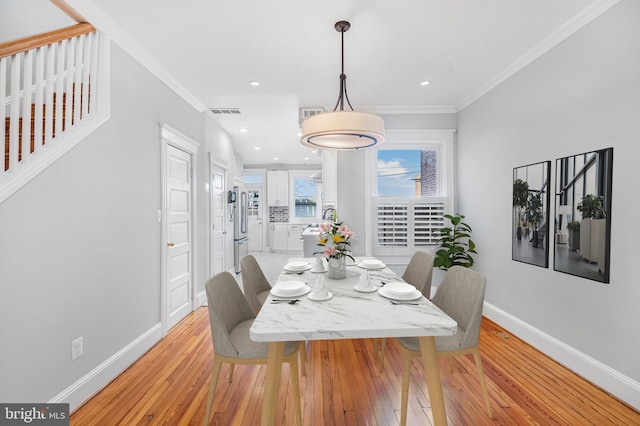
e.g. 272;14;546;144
457;0;640;407
0;42;207;408
0;0;75;42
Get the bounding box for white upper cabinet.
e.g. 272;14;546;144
267;170;289;206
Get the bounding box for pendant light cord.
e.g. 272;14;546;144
333;23;354;112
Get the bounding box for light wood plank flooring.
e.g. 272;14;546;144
70;307;640;425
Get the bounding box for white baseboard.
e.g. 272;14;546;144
50;323;163;412
196;290;207;307
483;302;640;410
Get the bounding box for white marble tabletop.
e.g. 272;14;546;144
250;257;457;342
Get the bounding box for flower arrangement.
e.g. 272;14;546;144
317;221;355;261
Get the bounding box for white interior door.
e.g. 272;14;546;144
210;163;226;276
247;186;263;251
165;144;193;331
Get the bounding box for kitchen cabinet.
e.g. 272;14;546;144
268;223;304;253
287;224;304;252
267;170;289;206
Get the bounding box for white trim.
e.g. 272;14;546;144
483;302;640;410
160;123;199;337
456;0;622;111
59;0;207;113
50;323;162;412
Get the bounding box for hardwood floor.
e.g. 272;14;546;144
70;307;640;425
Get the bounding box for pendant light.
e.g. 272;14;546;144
300;21;385;150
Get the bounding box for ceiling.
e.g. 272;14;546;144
84;0;597;166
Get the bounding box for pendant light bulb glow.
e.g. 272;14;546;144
300;21;385;150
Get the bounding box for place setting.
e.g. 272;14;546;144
283;261;312;274
270;280;310;304
377;282;423;305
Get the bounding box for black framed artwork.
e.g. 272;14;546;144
512;161;551;268
553;148;613;283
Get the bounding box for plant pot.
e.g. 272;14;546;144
327;257;347;280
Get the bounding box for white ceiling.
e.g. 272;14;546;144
84;0;600;166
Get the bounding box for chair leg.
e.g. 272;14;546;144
448;357;455;374
400;350;411;426
289;355;303;425
373;338;379;358
299;341;307;376
204;357;223;426
472;348;492;418
227;364;235;383
378;339;387;373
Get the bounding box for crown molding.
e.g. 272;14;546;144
456;0;622;111
59;0;207;113
355;105;458;115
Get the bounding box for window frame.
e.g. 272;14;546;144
288;170;322;223
368;131;455;256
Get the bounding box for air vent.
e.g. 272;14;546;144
299;107;324;123
209;108;241;114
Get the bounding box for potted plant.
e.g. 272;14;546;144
513;179;529;240
433;213;477;270
566;221;580;251
577;194;605;262
524;193;543;248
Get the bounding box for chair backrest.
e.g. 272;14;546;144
402;251;434;298
240;255;273;312
205;271;257;358
431;266;487;349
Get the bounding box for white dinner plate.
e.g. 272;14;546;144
354;285;377;293
284;263;312;272
358;262;386;270
273;280;306;295
270;285;311;298
360;259;383;268
378;287;422;301
308;291;333;301
384;282;416;297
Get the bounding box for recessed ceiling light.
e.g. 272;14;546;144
304;157;309;160
254;147;261;151
239;128;248;133
249;81;260;87
419;80;430;86
311;150;318;154
296;132;302;137
273;157;279;161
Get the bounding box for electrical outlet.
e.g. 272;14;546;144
72;337;83;360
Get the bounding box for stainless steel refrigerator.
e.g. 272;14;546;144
233;186;249;274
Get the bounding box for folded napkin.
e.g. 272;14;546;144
311;256;326;272
356;269;372;291
311;275;328;298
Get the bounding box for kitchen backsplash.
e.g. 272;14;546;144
269;206;289;222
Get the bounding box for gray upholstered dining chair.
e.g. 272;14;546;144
240;255;272;313
396;266;492;425
203;271;303;426
375;251;435;372
240;254;307;374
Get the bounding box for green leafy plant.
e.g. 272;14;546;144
524;193;543;230
433;213;477;270
567;221;581;232
513;179;529;226
577;194;605;219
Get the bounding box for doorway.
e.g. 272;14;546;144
210;160;227;277
246;185;264;251
160;124;198;335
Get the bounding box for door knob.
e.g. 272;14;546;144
167;242;175;247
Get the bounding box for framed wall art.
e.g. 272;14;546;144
512;161;551;268
553;148;613;283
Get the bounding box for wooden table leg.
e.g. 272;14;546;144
419;336;448;426
262;341;284;426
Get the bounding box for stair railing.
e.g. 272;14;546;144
1;23;104;203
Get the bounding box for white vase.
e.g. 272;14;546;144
327;257;347;280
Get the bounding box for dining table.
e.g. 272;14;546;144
249;257;458;425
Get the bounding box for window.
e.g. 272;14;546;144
289;170;321;221
372;136;453;255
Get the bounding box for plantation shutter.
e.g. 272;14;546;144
376;202;408;247
414;202;446;246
